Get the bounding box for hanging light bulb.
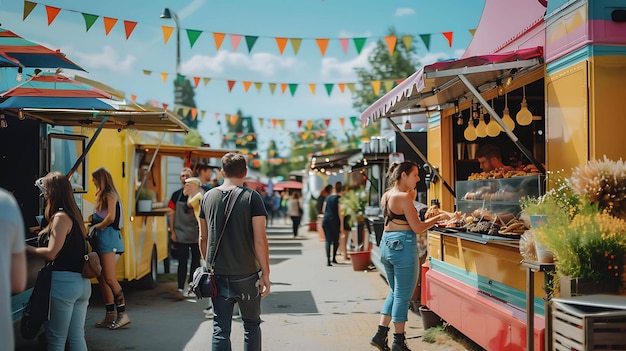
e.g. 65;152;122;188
486;99;501;137
457;114;464;125
472;101;478;119
18;109;25;120
0;114;7;128
501;93;515;131
404;119;412;130
464;118;477;141
475;106;488;138
516;85;533;126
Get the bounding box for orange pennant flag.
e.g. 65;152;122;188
45;6;61;26
306;120;313;130
130;94;137;102
227;80;236;92
384;36;397;56
308;84;316;95
103;17;118;36
160;72;169;83
280;83;288;94
338;83;345;93
339;117;345;127
123;20;137;40
275;37;288;55
231;115;239;125
213;32;226;50
371;80;381;95
193;76;200;88
161;26;174;44
162;103;168;110
191;108;198;120
242;81;252;92
315;38;329;56
442;32;453;47
272;119;278;128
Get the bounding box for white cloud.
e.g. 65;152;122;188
320;43;375;79
395;8;415;17
178;0;206;20
183;51;300;76
72;45;135;72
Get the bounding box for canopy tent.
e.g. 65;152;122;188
0;28;84;70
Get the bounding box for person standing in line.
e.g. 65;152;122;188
286;192;303;238
370;161;450;351
91;167;131;330
196;163;214;192
322;181;343;266
198;152;270;351
0;188;26;351
316;184;333;215
27;172;91;350
168;167;201;300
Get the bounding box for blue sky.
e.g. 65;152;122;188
0;0;485;148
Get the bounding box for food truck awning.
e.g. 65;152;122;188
136;144;235;160
309;149;362;173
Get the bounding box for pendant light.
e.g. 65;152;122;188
475;106;488;138
464;102;477;141
516;85;533;126
485;99;500;137
501;92;515;131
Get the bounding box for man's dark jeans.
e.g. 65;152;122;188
211;272;262;351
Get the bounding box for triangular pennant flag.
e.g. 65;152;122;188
297;120;303;129
161;26;174;44
371;80;381;95
306;120;313;130
280;83;288;94
130;94;136;102
442;32;453;47
339;38;349;55
384;35;397;55
290;38;302;55
191;108;198;120
346;83;355;94
201;111;206;119
177;75;185;85
272;119;278;128
315;38;329;56
45;5;61;26
469;29;476;36
258;118;264;127
419;34;431;51
288;83;298;97
268;83;276;95
181;107;190;116
82;13;99;32
324;119;331;127
245;35;258;53
353;38;366;54
383;79;395;92
275;37;288;54
162;103;169;110
324;83;334;96
338;83;345;93
103;17;118;36
254;82;262;93
214;113;220;119
242;81;252;92
142;70;152;75
213;32;226;50
23;1;37;20
227;80;236;92
396;78;404;85
308;84;316;95
185;29;202;48
193;76;200;88
160;72;168;83
224;114;231;124
279;120;285;129
401;35;413;50
230;34;243;51
350;116;358;127
231;115;239;125
202;77;211;86
339;117;345;127
123;20;137;40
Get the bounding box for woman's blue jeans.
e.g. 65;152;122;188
211;272;262;351
46;271;91;351
379;230;419;322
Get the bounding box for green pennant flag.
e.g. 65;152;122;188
245;35;258;53
186;29;202;48
82;13;99;32
177;75;185;85
350;116;358;127
353;38;366;54
23;1;37;20
288;83;298;97
324;83;334;96
419;34;431;51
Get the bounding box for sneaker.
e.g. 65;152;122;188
173;289;185;300
203;306;212;314
183;290;196;298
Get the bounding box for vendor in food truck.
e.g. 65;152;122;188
476;144;514;172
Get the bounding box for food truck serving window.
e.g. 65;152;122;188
48;133;87;193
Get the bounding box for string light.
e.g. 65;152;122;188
501;93;515;131
475;106;487;138
0;114;7;128
516;85;533;126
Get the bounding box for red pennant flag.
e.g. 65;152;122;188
193;76;200;88
162;103;168;110
442;32;453;48
123;20;137;40
45;6;61;26
227;80;236;92
324;119;330;127
297;120;303;128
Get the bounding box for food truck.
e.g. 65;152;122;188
359;0;626;349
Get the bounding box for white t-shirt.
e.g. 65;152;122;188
0;188;25;351
286;198;302;217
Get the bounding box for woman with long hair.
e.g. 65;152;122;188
26;172;90;350
286;192;303;238
91;167;130;330
370;161;450;351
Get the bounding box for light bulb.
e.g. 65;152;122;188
486;116;500;137
464;121;477;141
0;115;7;128
502;107;515;131
18;109;25;120
475;116;487;138
457;115;464;125
516;99;533;126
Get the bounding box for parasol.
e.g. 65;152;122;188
0;28;84;71
273;180;303;191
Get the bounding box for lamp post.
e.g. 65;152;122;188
160;8;180;77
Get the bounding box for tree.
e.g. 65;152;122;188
352;28;421;113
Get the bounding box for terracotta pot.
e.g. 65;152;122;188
349;250;371;271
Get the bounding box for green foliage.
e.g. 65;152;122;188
183;128;203;147
339;187;368;226
308;199;318;223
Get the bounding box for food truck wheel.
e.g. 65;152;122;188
138;246;158;289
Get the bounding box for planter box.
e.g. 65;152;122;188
559;276;620;298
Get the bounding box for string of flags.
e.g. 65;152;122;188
23;1;475;56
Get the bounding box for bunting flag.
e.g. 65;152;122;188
193;76;201;88
82;13;98;32
45;5;60;26
371;80;381;95
242;81;252;92
23;0;36;20
186;29;202;48
346;83;355;94
383;79;395;92
350;116;358;127
254;82;262;92
142;69;151;75
401;35;413;50
213;32;226;50
442;32;453;47
227;80;236;92
245;35;258;53
297;120;303;128
232;114;240;125
339;38;349;55
324;84;333;97
230;34;242;51
469;29;476;36
324;119;330;127
123;20;137;40
339;117;345;128
201;111;206;119
315;38;329;56
308;83;316;95
103;17;117;36
353;38;366;54
268;83;276;95
288;83;297;97
384;35;397;56
338;83;345;93
419;34;431;51
191;108;198;120
161;26;174;44
160;72;168;82
275;37;288;54
280;83;288;94
130;94;136;102
290;38;302;55
202;77;211;86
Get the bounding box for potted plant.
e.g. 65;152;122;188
308;199;318;232
136;187;156;212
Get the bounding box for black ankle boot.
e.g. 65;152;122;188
370;325;390;351
391;333;411;351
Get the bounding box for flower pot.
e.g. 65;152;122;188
418;305;443;330
559;276;621;298
137;200;152;212
349;250;371;271
307;221;317;232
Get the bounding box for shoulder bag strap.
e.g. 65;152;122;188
207;187;244;270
